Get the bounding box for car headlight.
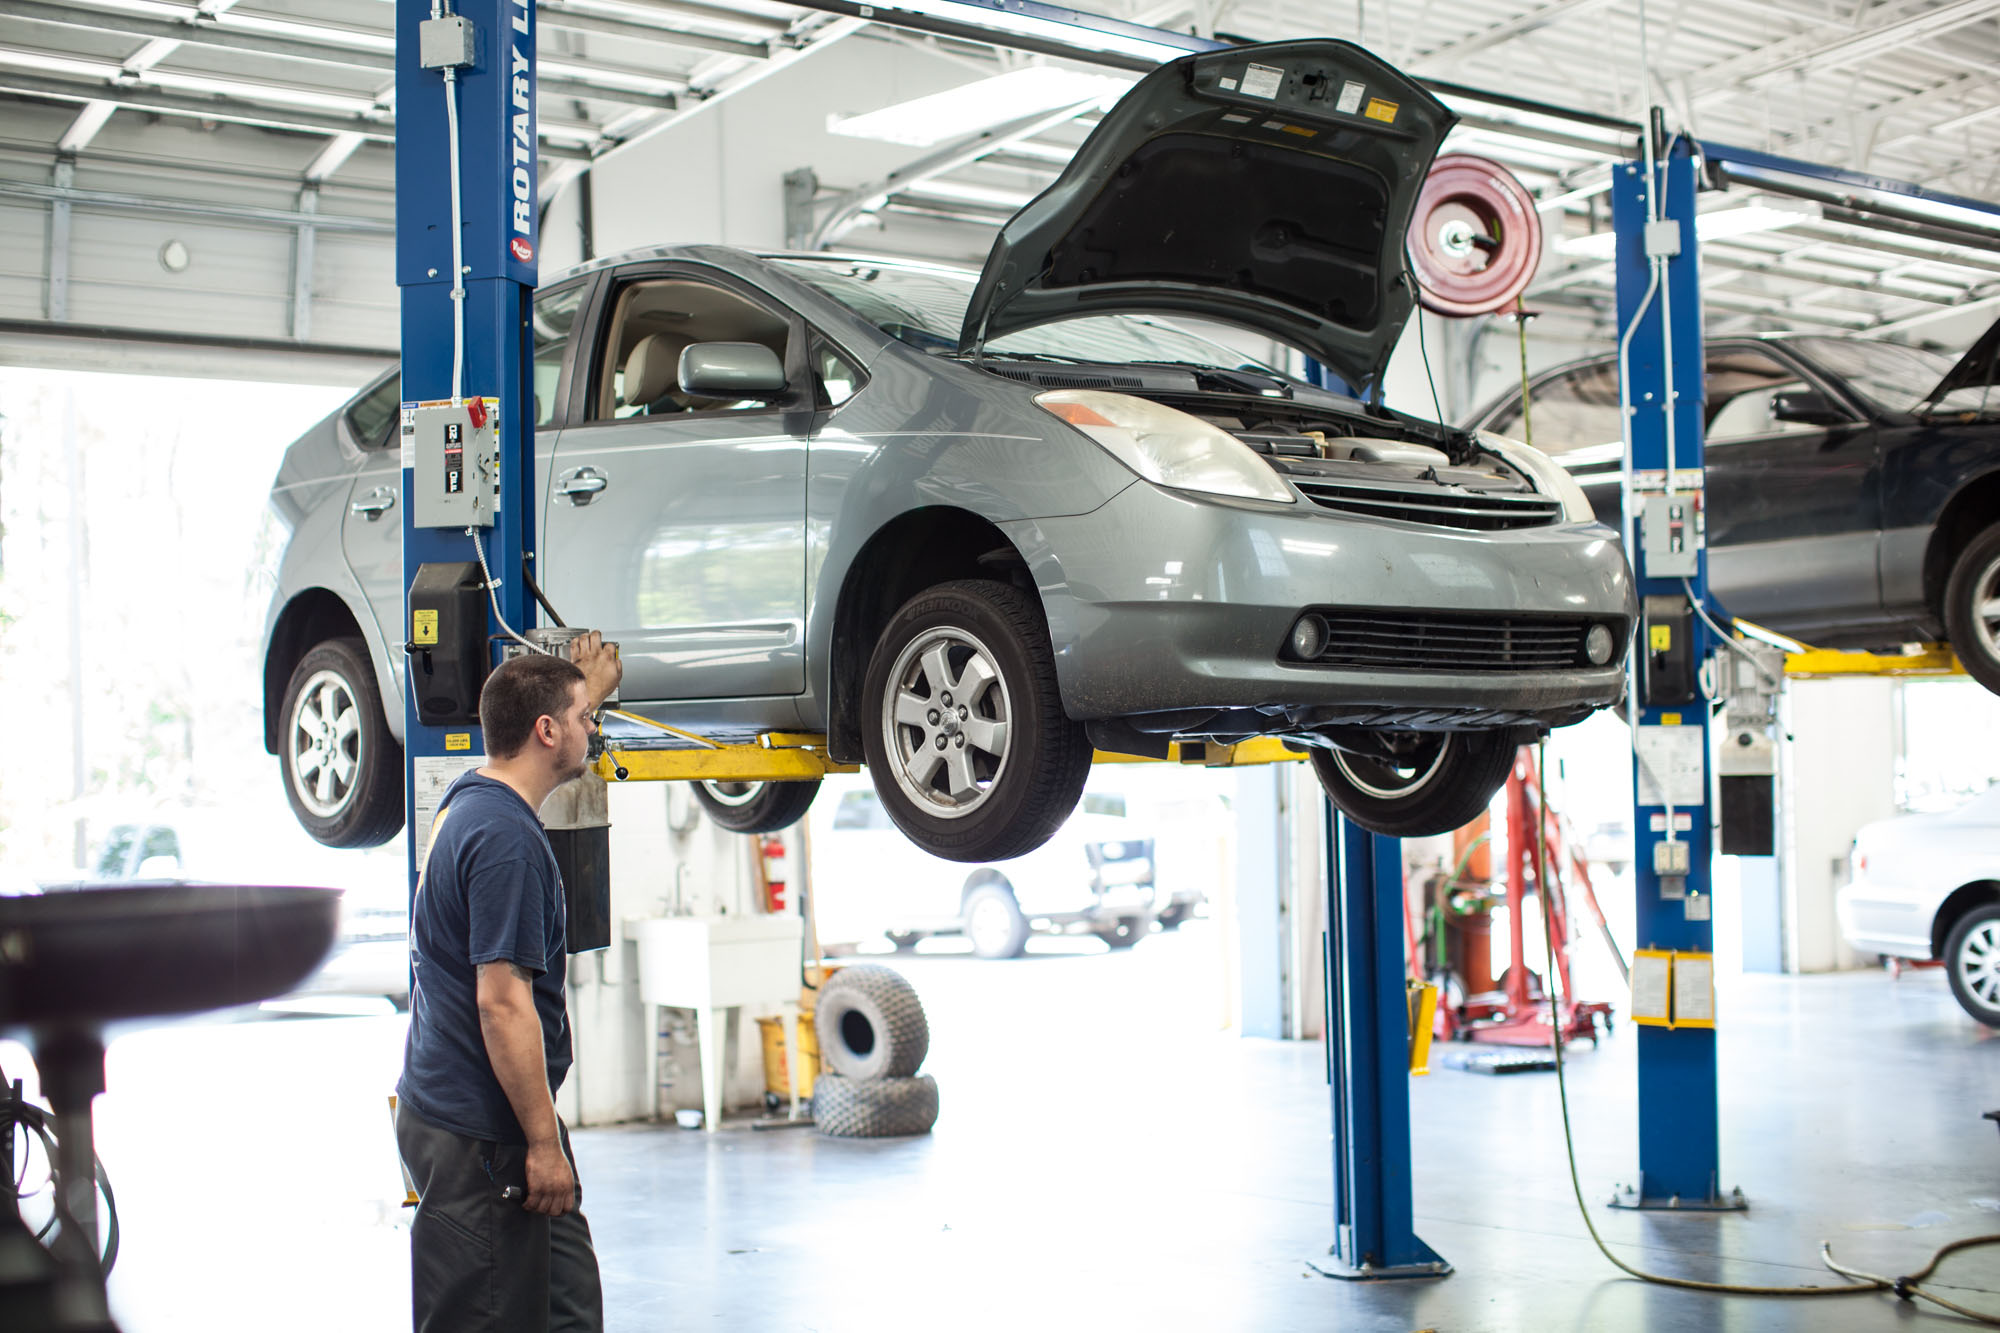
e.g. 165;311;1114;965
1036;390;1295;505
1477;431;1595;524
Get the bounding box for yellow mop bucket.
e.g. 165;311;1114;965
757;1010;820;1099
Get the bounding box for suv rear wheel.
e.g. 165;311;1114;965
1308;731;1518;838
1944;523;2000;696
693;779;820;833
862;579;1091;863
280;637;403;848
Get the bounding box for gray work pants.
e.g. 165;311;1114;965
395;1104;604;1333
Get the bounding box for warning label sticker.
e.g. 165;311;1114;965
444;733;472;752
1239;63;1284;99
414;755;484;868
412;608;439;646
1336;80;1365;114
1365;97;1399;123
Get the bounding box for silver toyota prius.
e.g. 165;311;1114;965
261;38;1636;862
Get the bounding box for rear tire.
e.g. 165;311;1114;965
1943;523;2000;696
1309;731;1518;838
692;779;820;833
1944;902;2000;1027
280;637;403;849
1095;917;1147;949
862;579;1091;863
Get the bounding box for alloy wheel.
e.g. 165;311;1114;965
1974;553;2000;665
1330;735;1451;801
290;668;362;819
879;625;1013;819
966;893;1018;957
1958;918;2000;1011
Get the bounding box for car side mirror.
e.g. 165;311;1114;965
679;342;787;400
1771;388;1844;426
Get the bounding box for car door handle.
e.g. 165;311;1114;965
558;468;608;505
349;487;396;520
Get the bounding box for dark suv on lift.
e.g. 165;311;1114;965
1470;321;2000;687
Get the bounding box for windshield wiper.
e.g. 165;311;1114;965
1127;361;1295;397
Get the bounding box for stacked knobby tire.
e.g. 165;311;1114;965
811;964;939;1138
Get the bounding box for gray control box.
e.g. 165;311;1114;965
1640;491;1702;579
418;14;475;69
411;401;497;529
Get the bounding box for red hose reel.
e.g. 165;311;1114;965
1407;154;1544;318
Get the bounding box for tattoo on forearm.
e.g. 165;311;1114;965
477;961;536;983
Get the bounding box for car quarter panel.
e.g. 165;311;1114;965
800;347;1140;720
1000;482;1635;719
1876;422;2000;624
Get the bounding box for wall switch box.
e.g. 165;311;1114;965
411;401;497;529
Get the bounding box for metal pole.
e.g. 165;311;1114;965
1311;808;1448;1281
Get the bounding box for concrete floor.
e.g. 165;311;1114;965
9;921;2000;1331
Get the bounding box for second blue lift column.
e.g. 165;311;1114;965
1610;133;1740;1212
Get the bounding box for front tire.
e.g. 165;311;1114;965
1944;902;2000;1027
1309;732;1518;838
692;779;820;833
1944;524;2000;696
862;579;1091;863
280;637;403;849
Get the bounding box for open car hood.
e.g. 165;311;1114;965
959;40;1455;396
1922;312;2000;411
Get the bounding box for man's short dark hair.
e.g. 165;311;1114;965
479;653;586;759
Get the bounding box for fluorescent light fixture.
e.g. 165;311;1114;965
900;179;1037;209
859;0;1208;65
829;66;1131;147
1560;200;1816;259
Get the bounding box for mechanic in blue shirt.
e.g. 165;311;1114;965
396;632;621;1333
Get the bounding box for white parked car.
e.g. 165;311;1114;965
808;777;1158;959
1837;785;2000;1025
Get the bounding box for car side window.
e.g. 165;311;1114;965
93;825;138;877
533;283;586;428
812;336;865;410
592;275;792;421
1704;349;1827;444
1489;360;1623;457
343;372;402;451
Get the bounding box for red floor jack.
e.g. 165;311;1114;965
1422;749;1622;1050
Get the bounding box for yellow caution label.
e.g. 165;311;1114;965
1279;123;1318;137
1660;712;1682;726
1649;623;1672;652
1365;97;1399;123
413;608;439;646
445;733;471;752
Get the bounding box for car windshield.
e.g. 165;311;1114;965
766;257;1286;374
1787;336;1996;415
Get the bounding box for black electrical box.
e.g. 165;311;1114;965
548;824;611;953
1642;594;1696;707
407;561;488;725
1719;775;1775;856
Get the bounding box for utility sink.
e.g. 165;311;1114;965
624;913;805;1131
625;913;802;1011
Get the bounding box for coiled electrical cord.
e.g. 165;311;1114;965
1;1065;119;1275
1529;743;2000;1319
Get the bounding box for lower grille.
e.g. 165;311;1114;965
1294;480;1561;530
1292;611;1597;672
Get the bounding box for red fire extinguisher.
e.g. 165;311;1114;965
758;835;789;913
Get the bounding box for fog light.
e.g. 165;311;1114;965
1584;623;1615;665
1289;613;1328;660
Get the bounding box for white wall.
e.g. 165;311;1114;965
559;782;803;1128
1781;677;1897;972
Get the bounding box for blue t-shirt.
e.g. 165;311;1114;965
397;770;572;1144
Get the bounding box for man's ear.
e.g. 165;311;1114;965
534;714;561;748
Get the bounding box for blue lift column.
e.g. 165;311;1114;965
1311;812;1448;1280
395;0;538;885
1609;136;1740;1212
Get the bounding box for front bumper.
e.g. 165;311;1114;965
1005;481;1635;728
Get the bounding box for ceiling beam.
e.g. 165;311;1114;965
8;0;392;74
536;5;770;59
1692;0;2000;104
1409;0;1623;69
0;81;591;158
